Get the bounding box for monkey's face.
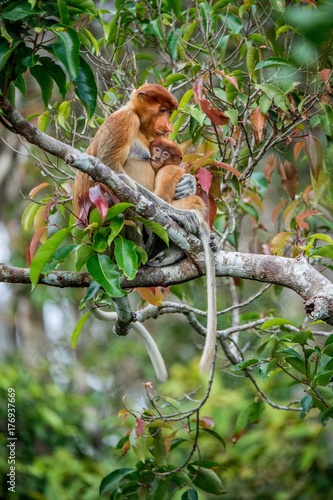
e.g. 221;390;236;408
150;145;171;171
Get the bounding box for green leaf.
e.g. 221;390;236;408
107;215;125;245
92;232;108;253
254;58;294;71
57;100;71;130
2;0;43;21
240;202;259;220
312;370;333;386
202;429;226;449
261;318;295;330
291;330;312;346
285;356;306;375
257;84;290;113
79;280;100;309
39;57;67;97
75;55;97;118
57;0;70;25
310;245;333;258
52;27;80;81
0;39;21;72
66;0;98;15
29;227;72;289
301;395;313;414
114;236;139;280
44;244;79;272
99;468;135;495
232;358;261;371
269;0;285;11
311;386;333;407
30;65;53;108
164;74;187;86
181;489;199;500
71;310;91;348
21;202;40;234
86;254;126;297
188;466;225;495
136;217;169;246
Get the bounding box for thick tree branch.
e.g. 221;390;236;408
2;251;333;324
1;95;333;324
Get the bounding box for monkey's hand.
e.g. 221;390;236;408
173;173;196;200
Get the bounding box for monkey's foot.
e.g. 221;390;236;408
170;211;200;234
210;233;222;252
147;245;185;267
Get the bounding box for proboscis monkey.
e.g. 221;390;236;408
74;83;196;217
73;84;199;381
149;137;218;373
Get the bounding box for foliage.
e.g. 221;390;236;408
0;357;109;499
1;0;333;497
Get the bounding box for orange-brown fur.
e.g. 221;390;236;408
149;137;207;222
74;84;178;214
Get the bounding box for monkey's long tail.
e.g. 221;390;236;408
92;308;168;382
198;229;217;373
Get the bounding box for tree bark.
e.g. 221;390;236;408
1;96;333;324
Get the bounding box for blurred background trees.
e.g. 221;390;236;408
1;0;333;498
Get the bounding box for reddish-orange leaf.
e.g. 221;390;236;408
193;78;203;100
122;439;131;455
278;161;299;199
198;98;229;126
136;287;164;306
29;182;50;198
214;161;242;177
263;153;277;183
293;141;304;160
295;209;321;224
271;199;287;224
250;107;265;144
26;227;47;265
304;133;323;180
135;417;145;437
198;416;215;429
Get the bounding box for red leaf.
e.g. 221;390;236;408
193;78;203;100
198;98;228;125
250;107;265;144
293;141;304;161
89;184;109;222
295;209;321;224
26;228;47;265
214;161;242;178
29;182;50;198
135;417;145;437
277;161;299;200
197;167;212;195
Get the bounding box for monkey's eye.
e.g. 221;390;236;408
162;152;170;158
160;107;167;114
154;147;160;153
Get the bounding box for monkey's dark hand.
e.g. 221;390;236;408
173;174;196;200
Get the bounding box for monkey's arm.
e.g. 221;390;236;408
87;107;141;173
